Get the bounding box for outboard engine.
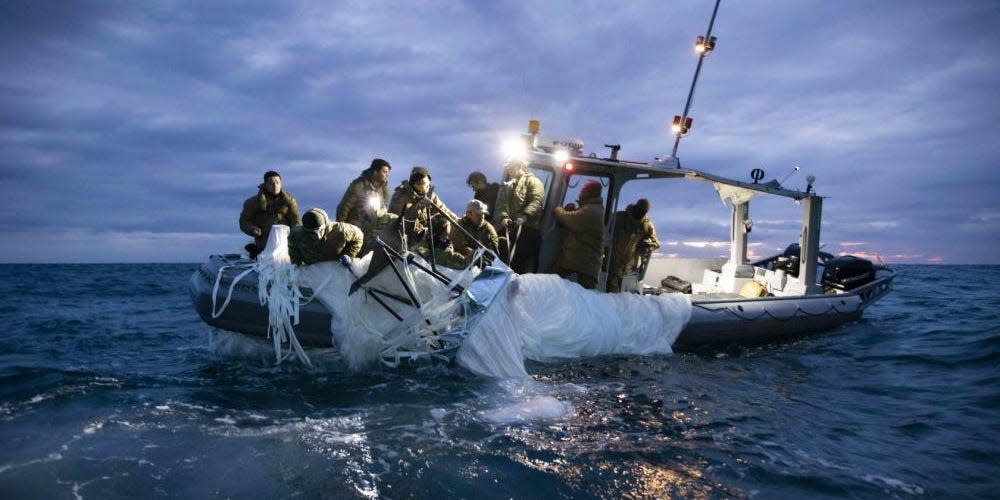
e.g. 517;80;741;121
822;255;876;291
773;255;800;277
772;243;836;278
772;243;803;277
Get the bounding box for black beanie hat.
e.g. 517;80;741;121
302;208;330;232
579;180;602;201
409;166;431;183
370;158;391;170
632;198;650;219
302;211;321;231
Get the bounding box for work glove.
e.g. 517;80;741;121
637;239;654;254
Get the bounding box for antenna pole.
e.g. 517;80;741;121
671;0;721;159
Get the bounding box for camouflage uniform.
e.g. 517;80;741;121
608;211;661;293
451;215;500;257
495;170;545;273
474;182;502;220
553;194;604;289
388;181;456;238
414;238;470;270
336;170;390;226
356;211;399;255
495;172;544;228
240;185;301;249
287;215;364;266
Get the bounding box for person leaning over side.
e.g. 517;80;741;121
495;160;544;273
240;170;301;259
451;199;500;260
553;180;605;290
388;166;456;238
287;208;364;266
466;171;501;219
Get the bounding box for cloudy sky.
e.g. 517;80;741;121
1;0;997;264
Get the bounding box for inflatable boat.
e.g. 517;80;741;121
190;3;895;372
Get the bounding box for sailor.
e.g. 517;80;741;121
450;199;500;259
553;180;605;290
287;208;364;266
607;199;661;293
466;171;501;220
495;160;544;273
239;170;301;259
357;210;399;256
336;158;391;227
414;214;470;270
388;166;456;238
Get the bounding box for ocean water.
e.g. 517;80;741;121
0;263;996;499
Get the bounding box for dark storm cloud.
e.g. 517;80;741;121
0;0;997;262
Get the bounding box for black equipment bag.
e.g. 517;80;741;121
660;275;692;294
822;255;876;291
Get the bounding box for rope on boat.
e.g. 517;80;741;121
211;263;255;319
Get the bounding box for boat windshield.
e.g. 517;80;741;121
528;164;554;204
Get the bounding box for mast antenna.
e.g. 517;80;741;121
670;0;722;162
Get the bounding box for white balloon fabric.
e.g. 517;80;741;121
457;274;691;378
257;226;692;377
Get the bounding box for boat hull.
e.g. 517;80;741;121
190;255;894;352
189;255;333;347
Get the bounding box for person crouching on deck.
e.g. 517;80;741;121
414;214;469;270
451;200;500;260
